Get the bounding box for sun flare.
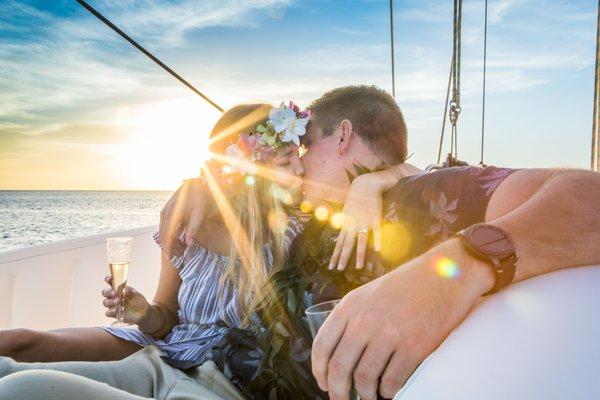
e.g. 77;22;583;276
114;97;221;190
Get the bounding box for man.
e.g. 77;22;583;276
160;85;600;400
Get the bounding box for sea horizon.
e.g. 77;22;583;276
0;190;173;252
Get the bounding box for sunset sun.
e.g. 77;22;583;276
114;97;221;189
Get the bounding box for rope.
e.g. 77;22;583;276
389;0;396;99
480;0;488;166
435;0;462;166
74;0;224;113
436;58;454;164
448;0;462;163
592;0;600;171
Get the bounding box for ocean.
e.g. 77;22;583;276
0;191;173;252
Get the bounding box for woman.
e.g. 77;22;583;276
0;102;409;399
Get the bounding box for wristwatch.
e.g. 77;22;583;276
456;223;517;295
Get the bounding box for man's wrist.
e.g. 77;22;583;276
438;238;496;299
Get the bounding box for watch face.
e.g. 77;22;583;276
466;224;515;258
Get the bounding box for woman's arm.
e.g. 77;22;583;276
103;251;181;339
135;252;181;338
329;163;423;271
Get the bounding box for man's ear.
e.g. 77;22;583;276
337;119;354;155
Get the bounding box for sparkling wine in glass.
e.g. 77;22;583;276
306;300;360;400
106;237;132;326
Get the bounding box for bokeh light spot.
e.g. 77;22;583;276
380;222;412;263
330;212;345;229
300;201;313;213
435;257;461;279
315;206;329;221
244;175;256;186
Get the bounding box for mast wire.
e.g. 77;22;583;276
592;0;600;171
480;0;488;166
389;0;396;100
74;0;224;113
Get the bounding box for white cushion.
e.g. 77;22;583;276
395;265;600;400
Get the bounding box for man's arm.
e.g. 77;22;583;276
311;168;600;400
486;168;600;282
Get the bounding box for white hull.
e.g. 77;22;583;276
1;231;598;399
0;226;160;330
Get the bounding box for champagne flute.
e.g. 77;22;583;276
306;300;360;400
106;237;132;326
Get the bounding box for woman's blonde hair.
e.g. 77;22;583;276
206;103;288;320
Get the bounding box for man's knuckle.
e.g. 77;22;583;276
380;376;402;397
328;357;347;378
353;367;374;388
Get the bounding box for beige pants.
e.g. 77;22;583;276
0;345;246;400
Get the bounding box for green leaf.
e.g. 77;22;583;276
256;124;268;133
345;168;357;183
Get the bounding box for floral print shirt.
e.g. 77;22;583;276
382;165;517;262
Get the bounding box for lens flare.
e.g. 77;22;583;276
330;212;345;229
300;201;313;213
315;206;329;221
244;175;256;186
380;222;411;262
435;257;461;279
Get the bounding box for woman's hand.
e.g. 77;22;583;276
329;168;402;271
102;275;150;325
158;178;213;257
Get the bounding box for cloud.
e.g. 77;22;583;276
0;0;296;133
488;0;519;25
330;27;367;36
81;0;295;47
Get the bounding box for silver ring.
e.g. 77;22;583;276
357;229;368;235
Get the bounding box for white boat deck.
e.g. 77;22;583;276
0;229;598;399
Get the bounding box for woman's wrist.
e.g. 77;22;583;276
362;169;400;193
137;303;158;334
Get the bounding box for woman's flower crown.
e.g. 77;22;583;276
211;101;310;184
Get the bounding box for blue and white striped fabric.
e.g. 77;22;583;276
102;216;305;369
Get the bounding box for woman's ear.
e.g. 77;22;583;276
337;119;354;155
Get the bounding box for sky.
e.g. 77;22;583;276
0;0;597;190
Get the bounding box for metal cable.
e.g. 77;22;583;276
437;58;454;164
389;0;396;100
480;0;488;165
592;0;600;171
74;0;224;113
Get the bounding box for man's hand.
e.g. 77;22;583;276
312;239;494;400
158;178;211;257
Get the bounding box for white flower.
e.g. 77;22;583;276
224;143;258;175
225;143;245;160
225;143;246;173
281;117;309;146
269;102;297;134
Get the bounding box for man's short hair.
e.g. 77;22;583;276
307;85;408;164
